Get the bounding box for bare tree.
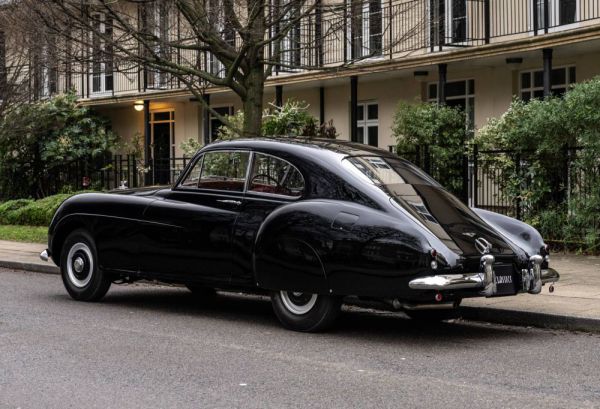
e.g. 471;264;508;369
16;0;425;137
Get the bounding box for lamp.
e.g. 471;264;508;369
134;101;145;112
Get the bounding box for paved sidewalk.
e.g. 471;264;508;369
1;239;599;331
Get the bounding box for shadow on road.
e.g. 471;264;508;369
48;285;539;344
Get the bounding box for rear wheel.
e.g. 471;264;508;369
271;291;341;332
60;229;111;301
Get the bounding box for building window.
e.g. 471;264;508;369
356;102;378;146
349;0;382;59
279;1;302;70
90;13;113;94
520;66;576;101
210;106;234;142
449;0;467;43
536;0;577;29
427;79;475;131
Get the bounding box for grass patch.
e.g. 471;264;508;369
0;225;48;243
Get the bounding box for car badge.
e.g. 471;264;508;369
475;237;492;255
462;232;476;237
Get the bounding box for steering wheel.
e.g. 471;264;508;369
251;173;281;187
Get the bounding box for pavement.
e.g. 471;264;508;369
1;239;599;332
1;268;599;408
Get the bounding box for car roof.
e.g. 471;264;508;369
200;137;399;160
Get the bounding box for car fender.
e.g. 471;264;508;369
253;199;434;296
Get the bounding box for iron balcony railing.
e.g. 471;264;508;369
25;0;600;100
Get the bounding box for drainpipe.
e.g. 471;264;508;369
438;63;447;105
543;48;553;98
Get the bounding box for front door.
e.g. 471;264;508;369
152;110;174;185
139;150;251;284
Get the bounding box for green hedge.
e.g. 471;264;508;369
0;193;74;226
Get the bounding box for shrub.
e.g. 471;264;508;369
392;100;467;195
0;193;75;226
0;93;119;200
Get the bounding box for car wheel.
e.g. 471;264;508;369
60;229;111;302
271;291;341;332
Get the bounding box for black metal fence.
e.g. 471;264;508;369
395;144;599;220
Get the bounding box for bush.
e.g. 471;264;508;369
392;100;467;195
0;193;74;226
0;93;119;200
477;76;600;252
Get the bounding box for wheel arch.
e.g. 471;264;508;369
51;215;92;267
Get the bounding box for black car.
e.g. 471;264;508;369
41;138;559;331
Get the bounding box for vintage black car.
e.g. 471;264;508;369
41;138;559;331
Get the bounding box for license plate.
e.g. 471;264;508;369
493;264;517;296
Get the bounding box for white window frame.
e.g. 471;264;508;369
347;0;384;61
519;65;576;100
445;0;468;45
150;109;176;161
356;101;379;146
89;12;113;96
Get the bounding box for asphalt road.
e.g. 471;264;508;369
1;268;599;409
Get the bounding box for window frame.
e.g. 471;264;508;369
355;101;379;146
519;65;576;101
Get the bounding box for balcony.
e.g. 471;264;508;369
32;0;600;101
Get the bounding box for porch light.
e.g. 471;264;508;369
134;101;145;112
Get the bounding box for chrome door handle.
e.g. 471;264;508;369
217;199;242;205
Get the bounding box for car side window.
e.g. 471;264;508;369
249;153;305;198
198;151;250;192
179;155;203;187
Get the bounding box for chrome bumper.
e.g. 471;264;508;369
409;255;559;296
39;250;49;262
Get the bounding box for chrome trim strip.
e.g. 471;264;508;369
528;255;543;294
408;273;484;290
481;254;496;297
39;250;49;262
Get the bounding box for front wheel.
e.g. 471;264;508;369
60;229;111;302
271;291;341;332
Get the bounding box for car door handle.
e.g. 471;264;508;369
217;199;242;205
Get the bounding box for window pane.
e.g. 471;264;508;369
569;66;576;84
521;92;531;101
552;88;566;97
468;79;475;94
551;68;566;86
521;72;531;89
198;151;249;191
559;0;576;25
446;81;466;98
367;104;378;120
428;84;437;100
533;89;544;99
357;127;365;144
153;112;171;121
357;105;364;121
534;71;544;88
367;126;378;147
179;156;203;187
249;153;304;197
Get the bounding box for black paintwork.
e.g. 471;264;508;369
48;138;548;303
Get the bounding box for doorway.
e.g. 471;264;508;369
151;110;175;185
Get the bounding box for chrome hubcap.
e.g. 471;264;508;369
280;291;318;315
66;243;93;288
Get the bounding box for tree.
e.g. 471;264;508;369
16;0;425;137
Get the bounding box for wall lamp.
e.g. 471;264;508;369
134;100;145;112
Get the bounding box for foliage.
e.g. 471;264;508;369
392;100;467;194
0;225;48;243
180;137;203;158
0;93;119;199
477;76;600;252
0;193;75;226
216;100;338;140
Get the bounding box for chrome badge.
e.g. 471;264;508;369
475;237;492;255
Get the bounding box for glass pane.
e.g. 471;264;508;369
551;68;566;86
552;88;566;97
357;105;364;121
521;92;531;101
559;0;576;25
468;79;475;95
179;156;203;187
357;127;365;144
521;72;531;89
199;151;250;191
367;104;378;120
428;84;437;100
534;71;544;88
153;112;171;121
533;89;544;99
569;66;576;84
249;153;304;197
446;81;466;98
367;126;378;147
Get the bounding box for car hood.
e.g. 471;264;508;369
389;184;515;257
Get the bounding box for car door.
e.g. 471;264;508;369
230;152;306;286
139;150;251;285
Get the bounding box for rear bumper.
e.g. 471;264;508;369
409;255;559;296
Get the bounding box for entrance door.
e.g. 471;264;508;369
151;110;174;185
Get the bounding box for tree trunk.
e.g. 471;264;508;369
242;64;265;138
